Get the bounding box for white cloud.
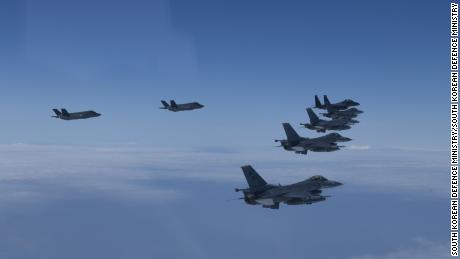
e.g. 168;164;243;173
346;145;371;150
0;144;188;203
0;143;447;202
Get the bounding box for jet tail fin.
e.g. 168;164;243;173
306;108;320;124
323;95;331;106
282;123;301;142
161;100;170;108
52;109;62;116
170;100;178;108
61;109;70;117
314;95;322;108
241;165;267;188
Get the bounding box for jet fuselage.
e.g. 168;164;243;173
52;109;101;120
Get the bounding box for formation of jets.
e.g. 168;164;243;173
273;95;362;158
49;99;203;121
236;95;362;209
50;95;361;209
301;95;362;133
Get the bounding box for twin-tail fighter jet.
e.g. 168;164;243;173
52;109;101;120
160;100;204;112
314;95;360;110
235;165;342;209
275;123;349;155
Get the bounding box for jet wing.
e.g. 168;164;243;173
282;190;316;199
307;141;336;149
281;190;327;204
260;185;320;200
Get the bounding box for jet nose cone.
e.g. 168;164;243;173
342;137;352;142
329;180;343;187
333;181;343;186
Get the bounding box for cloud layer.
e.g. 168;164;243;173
0;143;447;203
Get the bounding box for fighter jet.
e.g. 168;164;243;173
301;108;352;132
235;165;342;209
52;109;101;120
314;95;360;110
321;105;361;125
275;123;343;155
160;100;204;112
321;104;363;120
315;132;352;143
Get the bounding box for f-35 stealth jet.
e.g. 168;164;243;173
301;108;352;132
275;123;345;155
235;165;342;209
160;100;204;112
52;109;101;120
314;95;360;110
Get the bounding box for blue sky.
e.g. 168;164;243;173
0;0;448;149
0;0;450;258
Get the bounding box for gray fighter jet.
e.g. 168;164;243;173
321;102;363;120
160;100;204;112
52;109;101;120
235;165;342;209
322;106;361;125
314;95;360;110
301;108;352;132
316;132;352;143
275;123;344;155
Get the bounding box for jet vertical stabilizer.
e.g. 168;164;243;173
306;108;320;124
241;165;267;189
61;109;70;117
52;109;62;116
282;123;301;142
161;100;170;109
323;95;331;106
315;95;322;108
